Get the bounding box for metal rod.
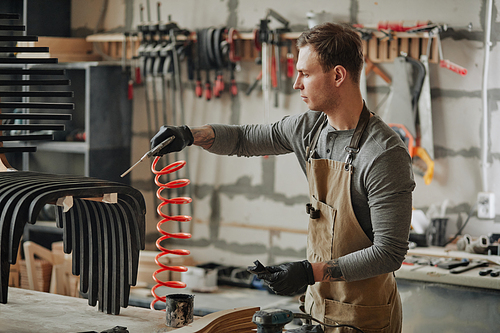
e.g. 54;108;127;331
0;79;70;86
0;91;73;98
0;124;65;131
0;58;58;64
0;14;19;19
0;113;71;120
0;102;74;109
0;25;25;31
0;147;37;153
481;0;493;192
0;68;65;75
0;47;49;53
0;134;53;141
0;36;38;42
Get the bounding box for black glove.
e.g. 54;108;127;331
150;125;194;156
247;260;315;296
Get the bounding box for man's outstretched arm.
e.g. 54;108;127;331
190;125;215;150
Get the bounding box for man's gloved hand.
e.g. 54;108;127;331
150;125;194;156
247;260;315;296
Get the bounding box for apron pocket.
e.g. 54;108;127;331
324;298;392;333
307;195;336;262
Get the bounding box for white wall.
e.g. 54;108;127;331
72;0;500;266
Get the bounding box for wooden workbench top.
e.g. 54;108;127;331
396;246;500;291
0;287;176;333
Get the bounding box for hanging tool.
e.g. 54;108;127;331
212;27;228;98
272;29;280;107
382;55;434;185
362;57;391;106
120;136;175;178
258;9;290;122
434;26;467;76
228;27;241;96
194;30;204;98
259;13;272;122
123;32;134;101
196;28;214;101
170;27;194;221
246;71;262;96
417;31;435;160
131;32;141;85
286;40;294;79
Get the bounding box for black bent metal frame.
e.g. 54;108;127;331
0;13;146;315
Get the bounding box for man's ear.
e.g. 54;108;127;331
333;65;347;87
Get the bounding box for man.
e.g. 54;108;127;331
150;23;415;332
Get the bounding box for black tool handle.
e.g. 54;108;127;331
450;261;488;274
490;268;500;277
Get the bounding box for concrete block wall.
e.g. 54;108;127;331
72;0;500;267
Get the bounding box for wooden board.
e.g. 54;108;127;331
174;306;259;333
0;287;176;333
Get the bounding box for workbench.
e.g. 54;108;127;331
396;246;500;290
0;285;297;333
395;246;500;333
0;287;176;333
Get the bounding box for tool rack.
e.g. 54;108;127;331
86;30;440;64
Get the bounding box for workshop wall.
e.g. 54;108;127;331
71;0;500;267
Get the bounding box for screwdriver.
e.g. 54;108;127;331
120;135;175;178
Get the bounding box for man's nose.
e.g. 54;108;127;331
293;75;301;90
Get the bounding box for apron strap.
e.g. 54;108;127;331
344;102;371;171
306;114;328;161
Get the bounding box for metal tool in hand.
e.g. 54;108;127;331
120;135;175;177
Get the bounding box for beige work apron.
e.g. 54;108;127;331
303;105;402;333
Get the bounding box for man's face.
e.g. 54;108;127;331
293;45;338;112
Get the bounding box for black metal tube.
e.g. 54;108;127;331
0;58;58;64
0;102;74;109
0;113;72;120
0;47;49;53
0;69;65;75
0;25;25;31
0;36;38;42
0;91;73;98
0;134;53;141
0;14;20;19
0;147;37;153
0;124;65;131
0;79;70;86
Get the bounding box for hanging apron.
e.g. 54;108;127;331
303;104;402;333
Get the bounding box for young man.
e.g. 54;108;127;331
150;23;415;332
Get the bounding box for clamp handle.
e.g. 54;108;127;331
440;59;468;76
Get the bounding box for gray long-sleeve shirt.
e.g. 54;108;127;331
207;110;415;282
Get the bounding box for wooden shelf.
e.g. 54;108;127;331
86;30;438;64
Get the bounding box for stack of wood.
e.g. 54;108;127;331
19;259;52;292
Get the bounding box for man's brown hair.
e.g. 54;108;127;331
297;22;364;83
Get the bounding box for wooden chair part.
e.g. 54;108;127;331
175;306;259;333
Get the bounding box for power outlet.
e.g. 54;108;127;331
477;192;496;219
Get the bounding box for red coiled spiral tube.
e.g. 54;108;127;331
150;156;192;310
